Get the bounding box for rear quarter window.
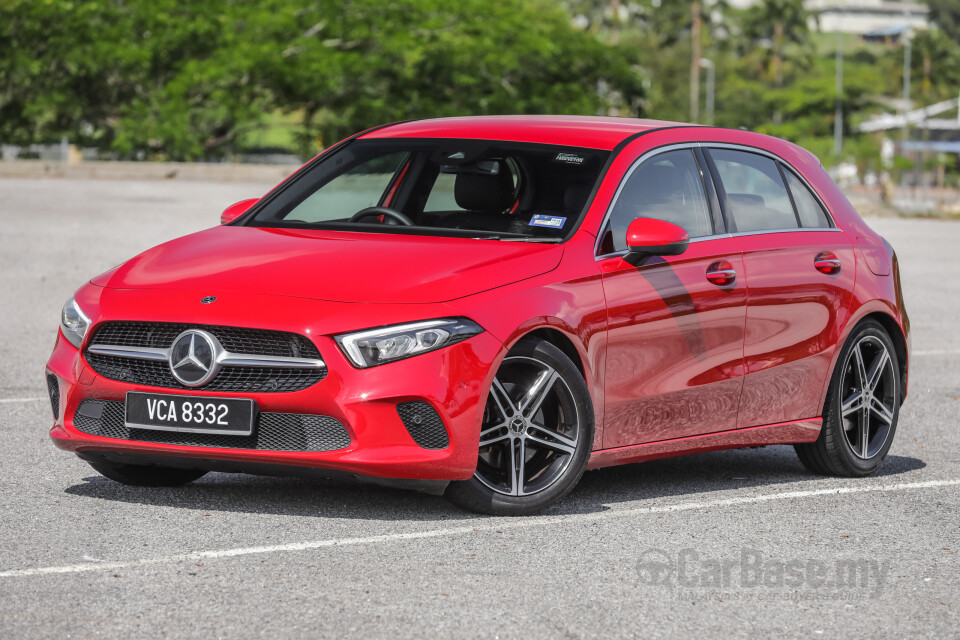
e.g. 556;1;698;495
783;169;832;228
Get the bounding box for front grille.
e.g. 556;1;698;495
73;400;351;452
47;374;60;420
85;322;325;393
396;401;449;449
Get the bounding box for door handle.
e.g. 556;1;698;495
706;261;736;286
814;252;842;275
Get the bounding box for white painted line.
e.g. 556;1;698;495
0;397;45;404
912;349;960;357
1;477;957;579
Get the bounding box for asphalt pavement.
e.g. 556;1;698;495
0;178;957;639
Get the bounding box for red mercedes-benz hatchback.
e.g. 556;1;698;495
47;116;909;515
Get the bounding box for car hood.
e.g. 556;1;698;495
93;226;564;304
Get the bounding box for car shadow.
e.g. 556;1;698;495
63;445;927;521
561;446;927;514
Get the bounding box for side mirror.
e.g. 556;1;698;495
624;217;690;266
220;198;259;225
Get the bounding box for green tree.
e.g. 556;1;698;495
253;0;645;152
0;0;142;148
908;29;960;101
607;0;731;123
927;0;960;44
0;0;645;160
740;0;813;87
0;0;269;159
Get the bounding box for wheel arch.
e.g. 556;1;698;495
518;327;586;381
861;311;908;405
826;307;909;409
498;320;603;450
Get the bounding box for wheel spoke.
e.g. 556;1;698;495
869;398;894;425
841;390;864;419
866;348;890;393
859;405;871;458
852;344;868;388
524;431;576;456
503;436;518;495
529;420;578;448
520;367;559;420
478;427;510;448
489;378;517;421
513;438;526;496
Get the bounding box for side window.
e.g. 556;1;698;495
710;149;798;233
784;169;831;228
284;152;407;223
603;149;712;254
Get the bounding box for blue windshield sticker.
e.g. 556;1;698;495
529;214;567;229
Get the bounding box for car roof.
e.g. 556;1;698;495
359;115;694;151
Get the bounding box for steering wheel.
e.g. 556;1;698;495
349;206;414;226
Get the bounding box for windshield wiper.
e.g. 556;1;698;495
471;234;564;243
498;236;565;243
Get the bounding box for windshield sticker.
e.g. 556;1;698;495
447;151;466;160
529;214;567;229
554;152;585;165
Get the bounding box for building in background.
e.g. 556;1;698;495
809;1;929;33
729;0;930;34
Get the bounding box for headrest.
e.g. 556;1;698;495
727;193;766;208
454;163;515;212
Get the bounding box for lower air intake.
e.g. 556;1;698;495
47;374;60;421
72;400;350;452
396;401;449;449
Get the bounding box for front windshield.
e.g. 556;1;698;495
249;139;609;241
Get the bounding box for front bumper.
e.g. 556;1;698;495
47;319;504;482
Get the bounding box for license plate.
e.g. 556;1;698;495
125;392;256;436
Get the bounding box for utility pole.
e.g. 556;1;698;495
691;1;701;122
900;30;912;192
834;31;843;157
700;58;715;126
902;32;912;139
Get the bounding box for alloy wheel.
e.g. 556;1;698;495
839;335;898;459
474;355;581;496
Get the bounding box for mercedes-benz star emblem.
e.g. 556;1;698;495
200;296;217;304
169;330;220;387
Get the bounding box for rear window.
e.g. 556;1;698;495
710;149;799;233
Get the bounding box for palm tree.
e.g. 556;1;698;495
909;29;960;100
742;0;812;87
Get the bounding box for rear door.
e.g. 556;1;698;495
703;147;856;428
598;147;747;447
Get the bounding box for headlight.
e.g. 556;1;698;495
335;318;483;368
60;297;91;349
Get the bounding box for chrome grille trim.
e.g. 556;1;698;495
87;345;169;362
87;344;325;369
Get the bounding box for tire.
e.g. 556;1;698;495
88;460;208;487
445;337;594;516
795;319;901;477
